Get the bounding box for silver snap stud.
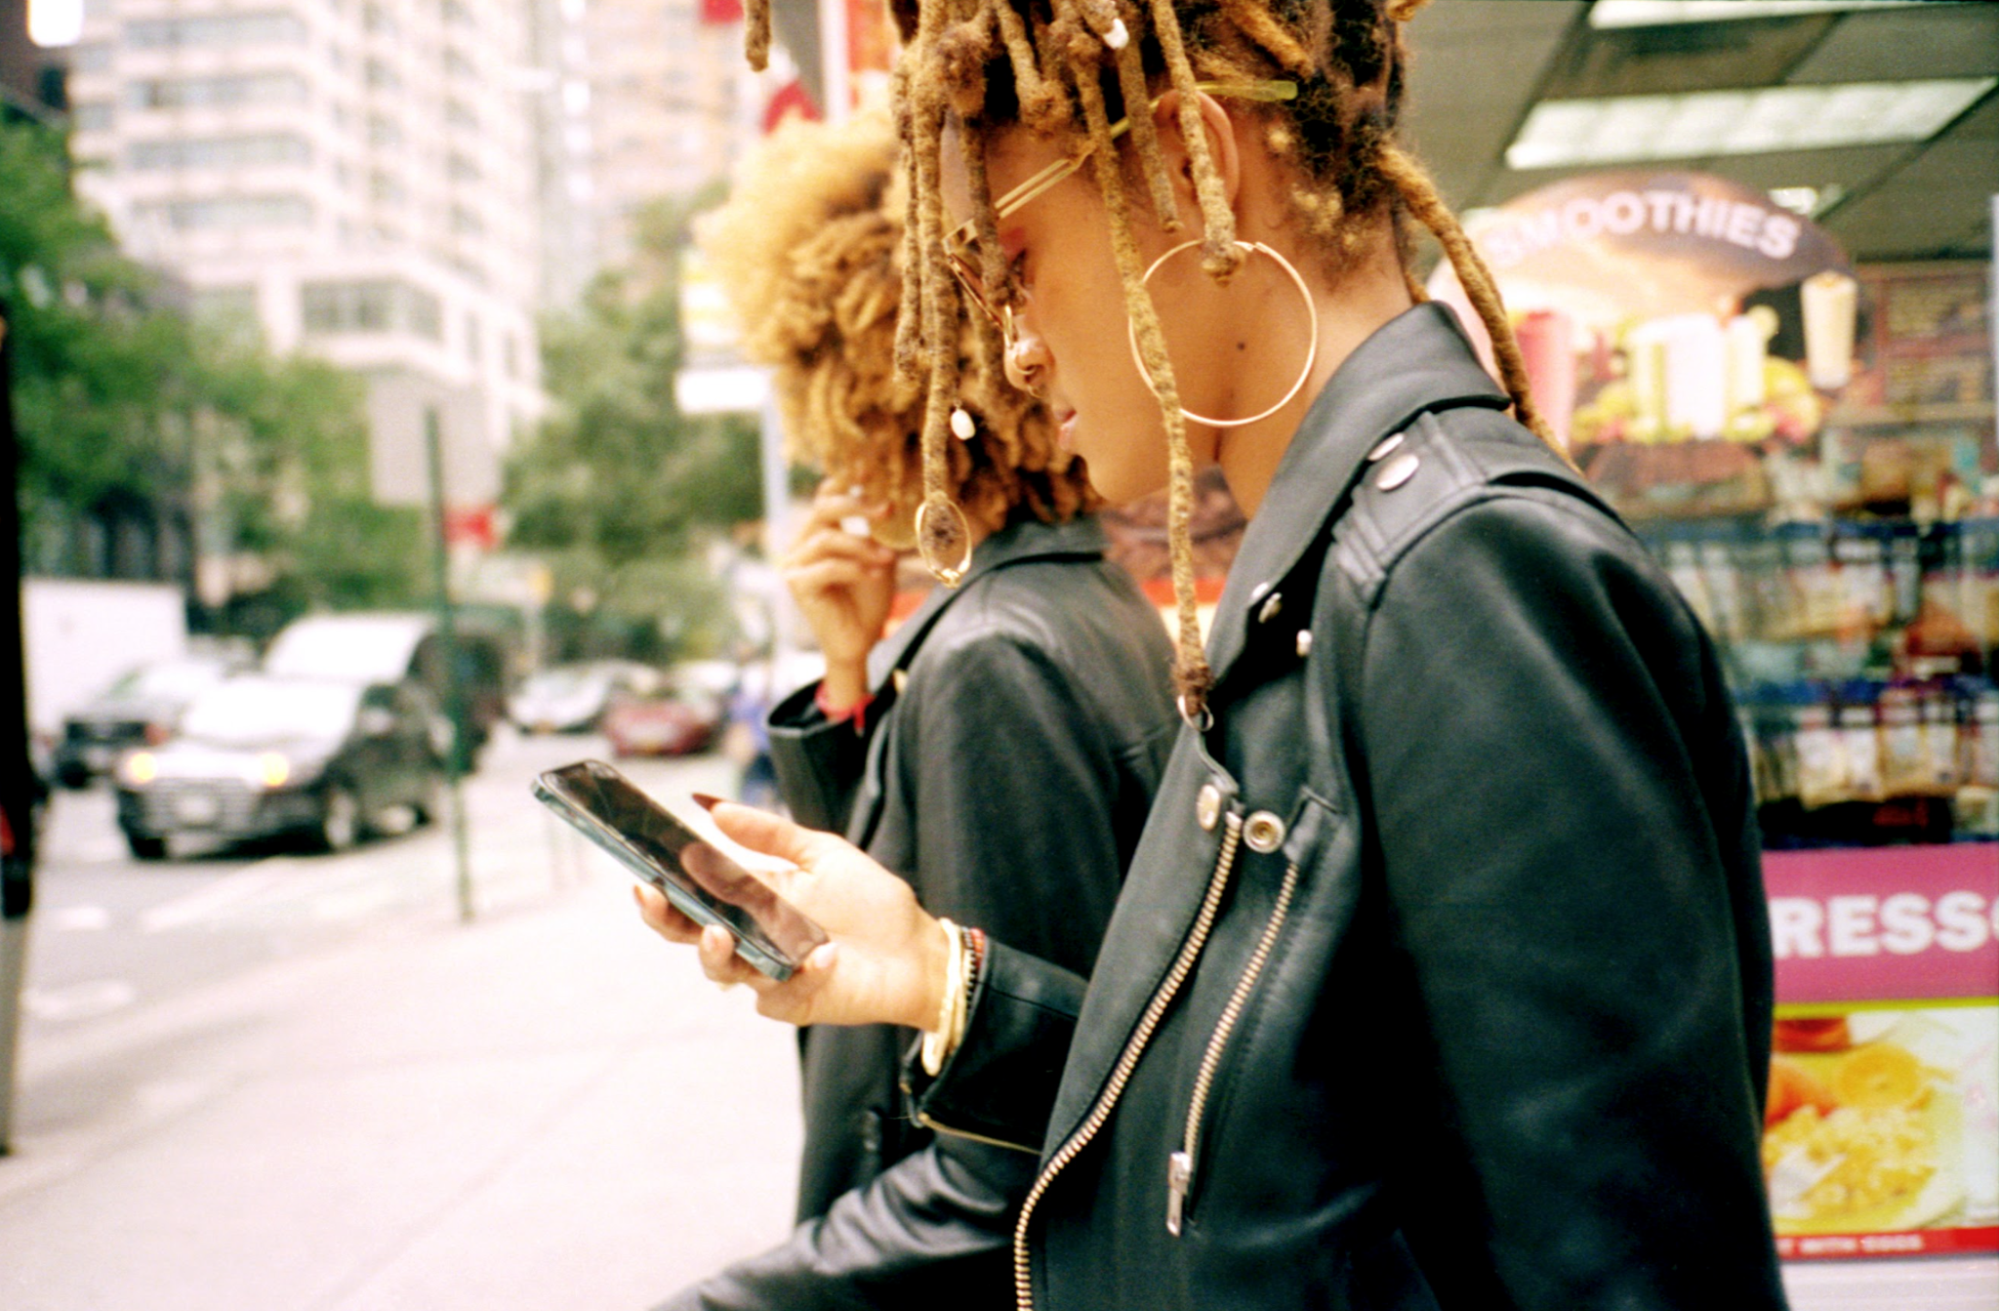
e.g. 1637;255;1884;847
1367;432;1405;462
1249;580;1271;603
1295;630;1313;659
1376;452;1420;491
1257;592;1283;624
1243;811;1286;854
1195;783;1223;832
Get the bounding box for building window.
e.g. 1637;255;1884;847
190;286;263;343
450;203;484;236
73;102;114;132
444;99;478;131
125;13;309;48
70;43;113;73
464;312;482;364
133;195;314;231
129;135;313;171
300;280;443;341
446;152;481;182
127;74;308;110
364;59;401;91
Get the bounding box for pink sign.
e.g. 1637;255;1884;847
1764;845;1999;1005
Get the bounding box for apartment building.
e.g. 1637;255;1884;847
65;0;546;521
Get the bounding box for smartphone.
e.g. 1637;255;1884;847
532;760;828;980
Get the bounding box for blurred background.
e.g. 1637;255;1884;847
0;2;1993;1308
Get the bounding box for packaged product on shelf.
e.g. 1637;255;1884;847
1833;527;1891;633
1837;683;1884;803
1795;693;1848;810
1920;684;1962;793
1700;530;1749;641
1965;684;1999;790
1877;685;1930;799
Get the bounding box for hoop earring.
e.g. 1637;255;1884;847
1125;240;1319;429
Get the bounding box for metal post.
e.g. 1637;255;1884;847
425;407;475;923
0;296;36;1153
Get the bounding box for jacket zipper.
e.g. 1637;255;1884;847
1166;858;1303;1236
910;1107;1041;1154
1012;812;1246;1311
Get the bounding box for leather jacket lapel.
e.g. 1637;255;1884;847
1203;305;1509;696
846;515;1112;849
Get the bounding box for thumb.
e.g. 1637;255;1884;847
708;801;837;869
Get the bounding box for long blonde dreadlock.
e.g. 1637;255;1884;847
754;0;1556;719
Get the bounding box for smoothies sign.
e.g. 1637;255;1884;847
1761;846;1999;1260
1429;170;1858;518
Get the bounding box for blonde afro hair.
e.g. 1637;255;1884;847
697;111;1095;551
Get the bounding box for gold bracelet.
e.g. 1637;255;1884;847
920;919;964;1076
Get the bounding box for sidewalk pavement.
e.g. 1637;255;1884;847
0;847;804;1309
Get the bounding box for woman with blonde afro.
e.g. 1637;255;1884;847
646;2;1786;1306
662;112;1178;1309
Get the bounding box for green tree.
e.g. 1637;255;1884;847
505;191;761;657
2;117;420;628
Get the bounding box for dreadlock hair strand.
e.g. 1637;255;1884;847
1143;0;1242;280
744;0;772;70
1070;57;1213;709
1375;141;1564;460
1111;34;1181;227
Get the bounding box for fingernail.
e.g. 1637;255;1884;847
691;792;722;812
808;942;838;972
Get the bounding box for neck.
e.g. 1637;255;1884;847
1212;232;1413;517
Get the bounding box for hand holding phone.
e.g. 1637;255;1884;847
532;760;828;980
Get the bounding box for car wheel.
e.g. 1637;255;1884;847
315;785;362;853
412;772;443;827
125;832;168;862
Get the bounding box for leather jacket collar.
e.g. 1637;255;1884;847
865;513;1111;696
1203;304;1510;694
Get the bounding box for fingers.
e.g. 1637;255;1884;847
633;883;702;944
707;800;840;872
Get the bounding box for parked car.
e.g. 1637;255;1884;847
52;650;255;788
113;675;443;860
600;680;724;758
509;660;664;734
262;612;512;767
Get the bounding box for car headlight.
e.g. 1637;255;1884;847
120;751;158;787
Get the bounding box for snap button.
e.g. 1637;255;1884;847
1376;452;1420;490
1257;592;1283;624
1243;811;1286;854
1248;580;1271;603
1196;783;1223;832
1367;432;1405;462
1295;630;1313;659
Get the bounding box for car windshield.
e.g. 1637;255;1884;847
103;660;229;702
179;680;361;745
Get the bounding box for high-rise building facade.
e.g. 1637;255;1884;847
65;0;545;521
570;0;755;276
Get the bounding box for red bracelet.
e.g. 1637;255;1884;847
814;681;874;733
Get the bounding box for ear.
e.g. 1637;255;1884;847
1146;90;1244;225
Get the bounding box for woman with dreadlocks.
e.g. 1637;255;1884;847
640;1;1788;1306
667;112;1177;1308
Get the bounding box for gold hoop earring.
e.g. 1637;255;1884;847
1125;239;1320;429
915;498;972;588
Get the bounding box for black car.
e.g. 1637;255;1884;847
113;676;444;860
53;652;254;788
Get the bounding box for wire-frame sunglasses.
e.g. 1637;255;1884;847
944;80;1299;346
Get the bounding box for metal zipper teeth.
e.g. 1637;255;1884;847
911;1107;1041;1154
1171;859;1303;1232
1012;812;1246;1311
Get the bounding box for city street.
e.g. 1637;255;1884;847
0;731;805;1310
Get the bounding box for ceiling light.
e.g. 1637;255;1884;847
1589;1;1930;29
1768;184;1846;218
1506;78;1995;170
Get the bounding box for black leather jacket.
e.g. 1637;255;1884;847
910;306;1788;1310
663;513;1178;1311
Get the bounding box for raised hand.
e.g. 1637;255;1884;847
783;482;898;709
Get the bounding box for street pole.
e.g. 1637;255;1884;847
425;407;475;923
0;296;36;1153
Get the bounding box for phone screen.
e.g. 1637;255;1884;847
532;760;827;979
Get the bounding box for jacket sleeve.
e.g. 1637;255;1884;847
1353;494;1783;1309
765;680;873;835
901;626;1130;974
656;1135;1037;1311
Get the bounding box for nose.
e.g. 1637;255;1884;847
1004;325;1050;395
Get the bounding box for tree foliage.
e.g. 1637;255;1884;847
503;192;761;655
2;118;420;630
